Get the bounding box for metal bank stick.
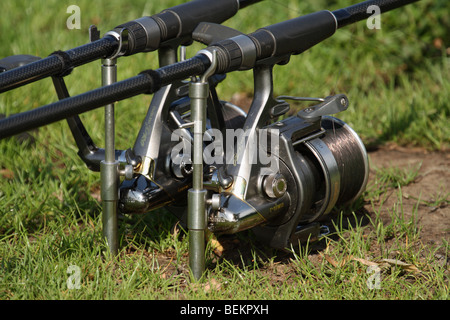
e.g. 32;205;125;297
188;50;217;280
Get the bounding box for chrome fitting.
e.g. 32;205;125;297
263;173;287;199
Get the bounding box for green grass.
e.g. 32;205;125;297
0;0;449;300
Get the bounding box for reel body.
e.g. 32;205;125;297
251;115;369;249
205;109;368;249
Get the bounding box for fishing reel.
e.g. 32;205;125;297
117;83;368;250
117;74;247;217
116;22;369;250
205;94;369;249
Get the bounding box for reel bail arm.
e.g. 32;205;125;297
297;94;349;122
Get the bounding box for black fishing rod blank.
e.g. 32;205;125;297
0;0;262;93
0;38;118;93
0;55;210;139
333;0;419;28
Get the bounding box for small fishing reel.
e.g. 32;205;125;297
117;91;247;217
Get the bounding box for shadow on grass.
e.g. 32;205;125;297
110;196;371;273
117;208;181;250
209;203;372;270
363;103;421;152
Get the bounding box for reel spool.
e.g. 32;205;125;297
320;116;369;206
252;115;369;249
297;116;369;223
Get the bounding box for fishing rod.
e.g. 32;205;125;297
0;0;419;139
0;0;263;93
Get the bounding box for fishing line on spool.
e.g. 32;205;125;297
320;116;369;206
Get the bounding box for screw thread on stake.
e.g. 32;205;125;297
187;50;217;280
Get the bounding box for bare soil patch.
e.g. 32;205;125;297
366;144;449;248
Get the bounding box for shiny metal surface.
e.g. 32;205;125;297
304;137;341;218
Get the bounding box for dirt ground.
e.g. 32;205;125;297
366;144;449;249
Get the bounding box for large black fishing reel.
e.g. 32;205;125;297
205;99;368;249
